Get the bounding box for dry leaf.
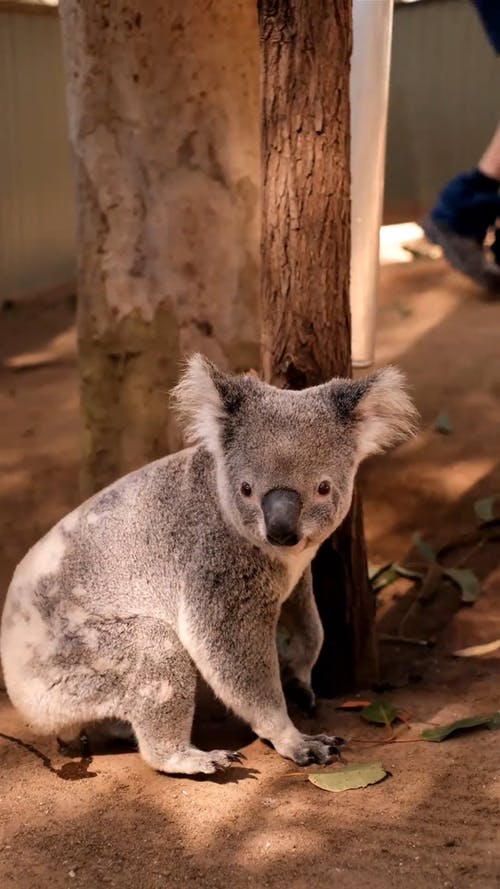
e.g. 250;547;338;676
337;700;373;711
453;639;500;658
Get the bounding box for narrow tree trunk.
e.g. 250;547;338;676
258;0;377;693
59;0;260;495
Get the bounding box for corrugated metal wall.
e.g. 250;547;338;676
0;4;76;302
1;0;498;298
385;0;499;220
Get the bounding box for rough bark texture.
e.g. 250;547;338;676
258;0;377;693
58;0;260;494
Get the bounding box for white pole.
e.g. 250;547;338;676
350;0;394;368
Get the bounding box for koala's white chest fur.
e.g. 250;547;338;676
282;546;318;602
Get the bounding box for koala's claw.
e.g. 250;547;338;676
313;732;345;748
204;749;245;772
226;751;246;763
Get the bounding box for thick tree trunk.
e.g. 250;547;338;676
59;0;260;495
258;0;377;693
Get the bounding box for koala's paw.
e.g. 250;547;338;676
283;677;317;717
158;748;246;776
287;733;345;767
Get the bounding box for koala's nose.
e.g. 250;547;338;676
262;488;302;547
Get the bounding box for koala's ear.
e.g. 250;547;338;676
330;366;418;458
171;354;247;452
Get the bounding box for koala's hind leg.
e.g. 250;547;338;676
128;621;243;775
278;569;324;715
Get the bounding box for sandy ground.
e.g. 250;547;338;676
0;260;499;888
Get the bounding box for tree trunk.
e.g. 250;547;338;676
59;0;260;495
258;0;377;693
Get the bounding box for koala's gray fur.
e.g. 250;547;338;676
0;356;417;775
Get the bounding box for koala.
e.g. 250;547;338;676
0;355;417;775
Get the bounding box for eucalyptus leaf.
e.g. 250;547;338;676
370;565;400;593
434;411;453;435
473;497;497;523
308;762;388;793
412;533;437;564
489;712;500;729
393;563;425;581
453;639;500;657
422;712;500;742
361;701;399;726
369;563;387;581
444;568;481;603
370;562;424;593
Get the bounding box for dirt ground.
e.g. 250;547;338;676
0;258;499;889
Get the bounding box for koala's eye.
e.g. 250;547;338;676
241;482;252;497
317;480;331;496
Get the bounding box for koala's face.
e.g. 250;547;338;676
173;356;417;555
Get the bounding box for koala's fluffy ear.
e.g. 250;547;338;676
331;366;418;458
171;354;246;452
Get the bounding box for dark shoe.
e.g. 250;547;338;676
421;214;500;292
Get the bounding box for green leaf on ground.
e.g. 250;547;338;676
393;563;425;581
370;565;400;592
412;533;437;563
422;712;500;742
361;701;399;727
473;497;497;523
370;562;425;593
368;563;386;580
434;411;453;435
308;762;388;793
444;568;481;603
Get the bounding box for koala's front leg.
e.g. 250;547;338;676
179;593;340;767
278;568;323;716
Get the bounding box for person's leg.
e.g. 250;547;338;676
421;0;500;291
422;123;500;291
478;123;500;180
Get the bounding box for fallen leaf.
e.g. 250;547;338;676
369;563;388;580
473;496;497;523
443;567;481;603
422;712;500;742
370;562;424;593
392;563;425;581
361;701;399;727
412;533;437;563
453;639;500;658
434;411;453;435
308;762;388;793
337;700;373;711
370;565;400;592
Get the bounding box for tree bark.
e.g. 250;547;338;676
59;0;260;495
258;0;377;693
